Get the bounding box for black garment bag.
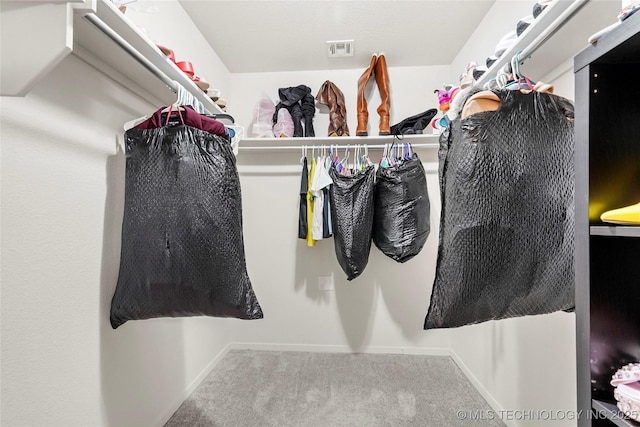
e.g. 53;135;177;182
424;90;575;329
110;121;263;328
373;151;430;263
329;165;375;280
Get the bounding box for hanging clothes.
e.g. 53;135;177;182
110;107;263;328
134;105;228;138
322;155;334;238
311;155;333;240
322;187;332;238
298;156;309;239
306;157;317;247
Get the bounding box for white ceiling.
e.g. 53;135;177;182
179;0;496;73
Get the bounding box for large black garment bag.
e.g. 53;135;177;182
424;90;575;329
110;122;263;329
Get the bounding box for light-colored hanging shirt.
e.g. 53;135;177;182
311;156;333;240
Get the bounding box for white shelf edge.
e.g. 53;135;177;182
71;44;168;108
72;0;224;114
475;0;587;87
590;225;640;238
239;134;440;151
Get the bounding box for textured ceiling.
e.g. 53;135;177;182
179;0;496;73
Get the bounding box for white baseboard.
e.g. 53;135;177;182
154;342;232;427
228;341;452;357
449;349;517;427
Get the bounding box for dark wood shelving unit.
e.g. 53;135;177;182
574;10;640;427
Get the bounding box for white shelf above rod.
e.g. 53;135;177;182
520;0;591;59
82;12;220;114
475;0;591;87
238;142;440;152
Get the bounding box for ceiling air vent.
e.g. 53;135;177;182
327;40;354;58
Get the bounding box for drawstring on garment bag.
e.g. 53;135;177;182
163;103;185;126
505;51;535;91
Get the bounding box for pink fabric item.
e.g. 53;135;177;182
252;98;276;137
135;106;228;137
273;108;294;138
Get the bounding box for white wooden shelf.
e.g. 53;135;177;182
0;0;223;114
476;0;622;86
71;0;224;114
238;134;440;152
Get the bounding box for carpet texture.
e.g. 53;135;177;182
165;350;505;427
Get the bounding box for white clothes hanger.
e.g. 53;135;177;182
124;81;187;130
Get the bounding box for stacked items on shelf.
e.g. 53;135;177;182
254;85;318;138
459;0;554;87
250;55;438;140
157;45;227;112
588;0;640;44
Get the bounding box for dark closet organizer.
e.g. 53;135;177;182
574;10;640;427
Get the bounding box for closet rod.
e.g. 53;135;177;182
238;142;440;151
84;13;179;91
83;13;219;114
520;0;590;59
475;0;590;86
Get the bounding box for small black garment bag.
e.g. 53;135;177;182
373;148;431;263
329;164;376;280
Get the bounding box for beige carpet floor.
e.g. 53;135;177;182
165;350;505;427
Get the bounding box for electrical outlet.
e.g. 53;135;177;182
318;275;334;291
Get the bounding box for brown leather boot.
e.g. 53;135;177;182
315;80;350;136
356;54;377;136
375;54;391;135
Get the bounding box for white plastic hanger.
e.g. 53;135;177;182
124;81;187;130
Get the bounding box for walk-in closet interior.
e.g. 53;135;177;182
2;1;639;426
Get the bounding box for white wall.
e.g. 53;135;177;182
231;65;451;353
0;2;234;426
541;58;575;99
231;25;579;427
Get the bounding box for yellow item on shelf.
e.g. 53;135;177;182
600;202;640;225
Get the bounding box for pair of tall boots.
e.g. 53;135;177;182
357;53;391;136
